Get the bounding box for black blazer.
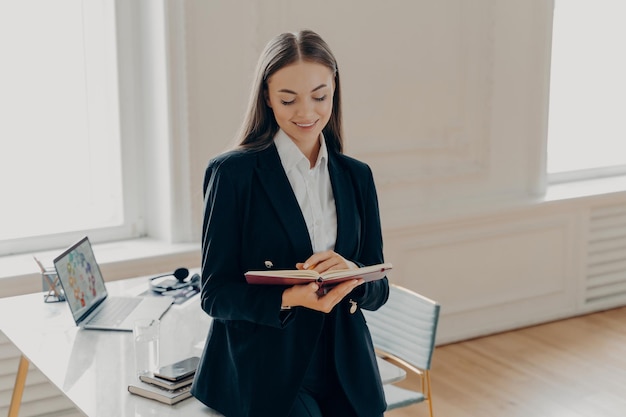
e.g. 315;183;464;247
191;141;389;417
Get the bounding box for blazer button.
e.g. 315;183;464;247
349;299;357;314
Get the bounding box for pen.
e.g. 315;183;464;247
33;256;46;273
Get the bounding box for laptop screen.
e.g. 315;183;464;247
54;236;108;323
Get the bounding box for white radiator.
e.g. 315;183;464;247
586;204;626;307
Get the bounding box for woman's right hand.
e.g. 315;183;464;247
281;279;363;313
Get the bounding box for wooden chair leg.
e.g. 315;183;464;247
8;355;30;417
425;370;435;417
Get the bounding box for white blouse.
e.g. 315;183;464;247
274;129;337;253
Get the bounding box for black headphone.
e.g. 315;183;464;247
149;268;201;293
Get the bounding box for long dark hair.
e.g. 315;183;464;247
236;30;343;153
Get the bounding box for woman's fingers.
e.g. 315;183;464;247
300;251;355;272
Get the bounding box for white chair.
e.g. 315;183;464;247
364;285;440;416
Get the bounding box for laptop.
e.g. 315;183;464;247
54;236;173;331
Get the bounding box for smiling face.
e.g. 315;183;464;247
265;60;335;155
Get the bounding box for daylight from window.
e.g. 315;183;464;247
0;1;124;245
547;0;626;175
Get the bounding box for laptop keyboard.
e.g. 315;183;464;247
87;297;141;326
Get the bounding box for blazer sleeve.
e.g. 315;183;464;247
199;158;290;328
348;163;389;311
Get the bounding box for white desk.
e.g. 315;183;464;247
1;277;405;416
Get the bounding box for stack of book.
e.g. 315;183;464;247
128;356;200;405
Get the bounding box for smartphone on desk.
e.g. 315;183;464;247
154;356;200;382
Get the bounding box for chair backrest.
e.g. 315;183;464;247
364;285;440;371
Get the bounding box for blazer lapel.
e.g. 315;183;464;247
328;152;359;255
255;145;313;259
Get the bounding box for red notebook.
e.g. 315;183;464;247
245;263;392;289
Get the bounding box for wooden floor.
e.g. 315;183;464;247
385;306;626;417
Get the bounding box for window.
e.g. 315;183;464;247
547;0;626;181
0;0;141;255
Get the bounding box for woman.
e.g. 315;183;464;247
191;29;389;417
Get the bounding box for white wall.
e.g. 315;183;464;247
184;0;550;215
178;0;626;344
